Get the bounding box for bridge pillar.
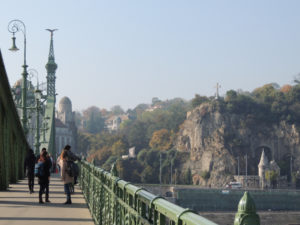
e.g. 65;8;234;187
234;191;260;225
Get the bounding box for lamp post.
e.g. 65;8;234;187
159;153;162;185
237;156;240;177
170;160;173;185
245;153;248;188
34;89;42;155
41;117;50;143
8;19;28;136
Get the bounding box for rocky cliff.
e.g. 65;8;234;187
176;102;300;187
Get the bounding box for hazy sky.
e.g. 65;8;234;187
1;1;300;111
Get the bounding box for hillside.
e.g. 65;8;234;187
77;83;300;186
176;101;300;187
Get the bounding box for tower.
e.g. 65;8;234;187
258;150;269;189
45;29;58;157
45;29;58;101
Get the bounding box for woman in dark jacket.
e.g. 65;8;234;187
44;152;52;203
37;151;49;204
61;149;74;204
24;149;36;194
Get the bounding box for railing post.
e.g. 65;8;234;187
110;162;119;225
234;191;260;225
79;156;85;190
90;159;95;216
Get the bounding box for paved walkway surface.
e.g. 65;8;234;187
0;174;94;225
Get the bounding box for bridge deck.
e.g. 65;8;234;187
0;174;93;225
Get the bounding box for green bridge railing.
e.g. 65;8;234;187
79;160;218;225
0;51;29;190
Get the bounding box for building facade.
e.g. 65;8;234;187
55;96;77;155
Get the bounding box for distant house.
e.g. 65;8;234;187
122;147;136;160
105;114;129;132
145;104;162;112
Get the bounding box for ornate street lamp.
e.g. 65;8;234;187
8;19;28;136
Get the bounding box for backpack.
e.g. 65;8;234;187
66;161;75;177
73;163;79;177
34;162;45;178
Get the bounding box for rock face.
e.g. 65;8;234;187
176;102;300;187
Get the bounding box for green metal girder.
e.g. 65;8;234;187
40;96;55;157
0;51;29;190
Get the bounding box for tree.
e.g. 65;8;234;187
253;83;277;104
287;85;300;104
191;94;209;108
225;90;237;102
201;170;210;180
280;84;292;93
184;168;192;185
152;97;161;106
111;105;124;115
111;140;127;156
77;132;92;154
117;159;143;183
126;120;148;151
87;146;111;165
265;171;279;188
126;103;149;120
140;166;159;183
149;129;172;150
82;106;105;134
74;111;83;127
293;74;300;85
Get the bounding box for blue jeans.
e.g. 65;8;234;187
64;183;71;201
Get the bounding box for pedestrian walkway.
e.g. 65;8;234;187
0;174;94;225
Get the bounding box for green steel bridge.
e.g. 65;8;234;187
0;49;259;225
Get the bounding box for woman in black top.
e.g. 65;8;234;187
24;149;36;194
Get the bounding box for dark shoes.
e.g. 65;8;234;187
39;198;50;204
64;200;72;204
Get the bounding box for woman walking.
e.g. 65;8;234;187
37;151;48;204
24;149;36;193
61;149;74;204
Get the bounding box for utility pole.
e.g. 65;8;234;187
245;153;248;188
290;154;293;183
215;83;221;100
237;156;240;177
175;169;177;186
170;160;173;185
159;153;162;185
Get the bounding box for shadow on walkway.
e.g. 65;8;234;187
0;174;93;225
